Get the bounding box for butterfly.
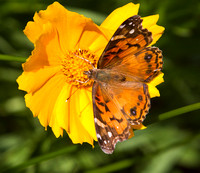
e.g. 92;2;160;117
84;15;163;154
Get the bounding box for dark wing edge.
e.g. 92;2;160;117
92;82;130;154
109;46;163;83
108;83;151;126
97;15;153;69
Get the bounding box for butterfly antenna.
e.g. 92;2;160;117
73;53;95;69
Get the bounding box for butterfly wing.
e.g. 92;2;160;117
106;82;151;126
97;15;153;69
97;15;163;83
92;15;163;154
111;46;163;83
92;82;130;154
92;80;150;154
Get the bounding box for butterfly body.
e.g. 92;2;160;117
85;15;163;154
85;68;133;86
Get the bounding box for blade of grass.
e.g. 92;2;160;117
0;54;26;62
158;102;200;120
85;159;134;173
2;145;77;173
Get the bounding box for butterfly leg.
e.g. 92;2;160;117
75;79;90;84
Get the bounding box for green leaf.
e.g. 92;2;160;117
158;102;200;120
0;54;26;62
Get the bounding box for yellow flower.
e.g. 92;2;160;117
17;2;164;146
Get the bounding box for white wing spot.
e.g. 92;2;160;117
97;134;102;140
96;118;106;128
119;24;126;29
104;140;107;144
108;132;112;138
111;35;126;41
129;29;135;34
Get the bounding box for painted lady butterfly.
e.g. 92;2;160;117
85;15;163;154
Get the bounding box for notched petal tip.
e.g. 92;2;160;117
142;14;165;45
100;3;140;35
132;123;146;130
148;72;164;98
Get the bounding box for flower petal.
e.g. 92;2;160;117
87;35;108;61
66;86;95;145
50;83;96;144
49;83;72;137
24;14;44;44
77;21;107;51
40;2;93;52
149;25;165;45
25;72;67;133
148;73;164;98
142;15;165;45
24;22;64;71
17;66;61;93
132;123;146;130
148;85;160;98
151;72;164;86
78;88;97;141
18;21;65;94
25;2;97;53
100;3;140;37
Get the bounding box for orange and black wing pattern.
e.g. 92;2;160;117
111;46;163;83
97;15;153;69
107;83;151;126
92;15;163;154
92;82;130;154
92;81;151;154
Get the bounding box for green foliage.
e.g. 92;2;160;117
0;0;200;172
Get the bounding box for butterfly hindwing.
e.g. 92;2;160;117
106;82;151;125
97;15;153;69
111;46;163;83
92;82;130;154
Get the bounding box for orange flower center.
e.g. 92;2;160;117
62;49;97;87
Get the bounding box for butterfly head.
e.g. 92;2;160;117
83;69;93;79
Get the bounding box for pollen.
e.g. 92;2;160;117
62;49;97;87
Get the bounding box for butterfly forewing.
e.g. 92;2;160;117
111;46;163;83
97;15;153;69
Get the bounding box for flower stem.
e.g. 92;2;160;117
0;54;26;62
158;102;200;120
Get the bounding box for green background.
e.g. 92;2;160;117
0;0;200;172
